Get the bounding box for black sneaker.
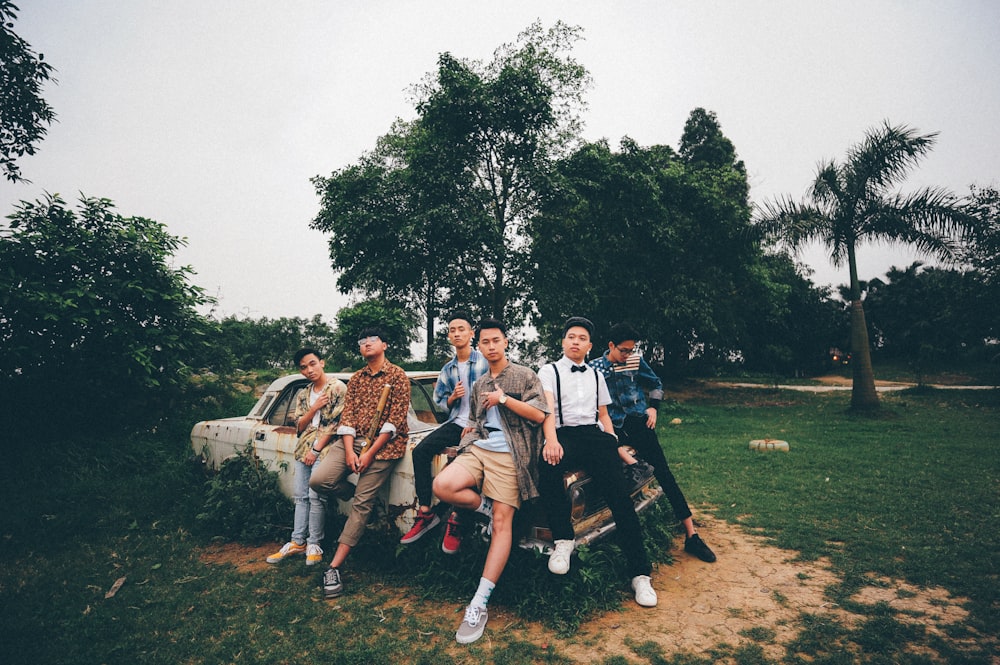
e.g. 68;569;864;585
323;567;344;599
684;533;717;563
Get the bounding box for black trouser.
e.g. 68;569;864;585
538;425;651;579
411;422;463;509
617;415;693;522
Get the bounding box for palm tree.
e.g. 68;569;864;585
756;121;976;410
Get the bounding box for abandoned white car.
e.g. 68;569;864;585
190;371;661;550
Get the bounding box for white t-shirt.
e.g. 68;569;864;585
453;359;472;428
309;385;323;428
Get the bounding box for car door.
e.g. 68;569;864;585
250;379;306;497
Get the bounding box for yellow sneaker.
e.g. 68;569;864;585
306;543;323;566
266;541;305;563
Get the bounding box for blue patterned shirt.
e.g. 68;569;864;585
589;351;664;429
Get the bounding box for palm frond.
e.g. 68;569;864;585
846;121;938;198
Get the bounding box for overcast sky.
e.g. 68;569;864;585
4;1;998;332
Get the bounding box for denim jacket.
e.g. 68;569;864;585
433;349;490;423
589;351;664;429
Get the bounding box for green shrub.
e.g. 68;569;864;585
195;443;292;542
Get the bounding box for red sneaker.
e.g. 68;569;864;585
400;509;440;544
441;512;462;554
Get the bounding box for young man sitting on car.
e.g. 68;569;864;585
400;310;490;554
590;323;716;563
308;327;410;599
536;316;659;608
431;318;548;644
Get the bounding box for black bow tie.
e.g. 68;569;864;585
570;365;587;373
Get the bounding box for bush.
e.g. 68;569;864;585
195;443;293;542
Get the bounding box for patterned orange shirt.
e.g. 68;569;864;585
337;359;410;460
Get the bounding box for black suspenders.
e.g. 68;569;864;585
548;363;599;427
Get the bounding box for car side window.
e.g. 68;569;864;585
266;386;301;427
410;378;443;424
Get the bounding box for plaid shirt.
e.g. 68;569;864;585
336;360;410;460
589;351;664;429
433;349;490;423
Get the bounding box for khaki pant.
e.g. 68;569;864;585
309;438;396;547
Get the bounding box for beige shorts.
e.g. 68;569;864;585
453;446;521;509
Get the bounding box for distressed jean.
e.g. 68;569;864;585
291;458;327;546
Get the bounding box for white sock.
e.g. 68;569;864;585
476;495;493;516
471;576;495;609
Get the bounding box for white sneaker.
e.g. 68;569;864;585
548;539;575;575
305;543;323;566
631;574;658;607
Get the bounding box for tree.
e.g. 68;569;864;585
864;262;996;383
329;298;418;371
738;254;847;377
0;194;212;428
756;121;978;410
210;314;339;370
963;185;1000;282
1;1;56;183
530;109;765;374
312;21;591;356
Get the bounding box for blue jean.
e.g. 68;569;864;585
291;458;327;546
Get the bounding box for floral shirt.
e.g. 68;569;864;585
589;351;664;429
293;378;348;461
336;360;410;460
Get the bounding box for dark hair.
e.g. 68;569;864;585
608;323;640;345
357;327;387;345
294;347;322;365
562;316;595;338
476;317;507;338
446;310;475;328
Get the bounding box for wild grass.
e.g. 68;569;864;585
1;385;996;664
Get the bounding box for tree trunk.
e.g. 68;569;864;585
849;299;880;411
424;281;436;362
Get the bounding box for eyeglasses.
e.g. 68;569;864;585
357;336;381;346
615;345;636;356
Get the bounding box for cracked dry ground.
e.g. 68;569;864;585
202;514;995;663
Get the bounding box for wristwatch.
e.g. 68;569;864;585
498;393;508;406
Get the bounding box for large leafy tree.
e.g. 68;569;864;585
756;121;978;410
1;1;56;183
530;109;767;373
312;21;590;356
0;194;212;428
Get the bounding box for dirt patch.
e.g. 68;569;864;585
199;542;275;574
197;515;988;662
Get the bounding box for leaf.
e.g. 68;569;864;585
104;576;126;599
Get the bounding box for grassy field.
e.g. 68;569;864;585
1;384;997;664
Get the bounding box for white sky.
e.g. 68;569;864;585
4;0;999;327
